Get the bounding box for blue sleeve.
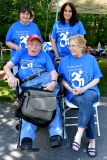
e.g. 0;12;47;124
51;22;57;40
5;24;14;42
45;52;55;72
78;21;86;35
10;50;21;66
92;57;103;79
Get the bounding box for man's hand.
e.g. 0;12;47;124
42;81;56;91
8;76;20;88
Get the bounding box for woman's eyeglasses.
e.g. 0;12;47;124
68;44;79;48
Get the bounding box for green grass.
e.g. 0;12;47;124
0;56;107;102
97;58;107;96
0;80;16;102
0;52;16;102
0;52;10;69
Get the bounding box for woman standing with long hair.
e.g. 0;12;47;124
51;2;86;63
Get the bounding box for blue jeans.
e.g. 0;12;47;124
20;72;63;143
70;90;98;139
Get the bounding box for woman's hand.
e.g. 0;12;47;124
72;87;86;96
15;46;21;51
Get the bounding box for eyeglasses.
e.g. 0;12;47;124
68;44;79;48
28;42;41;47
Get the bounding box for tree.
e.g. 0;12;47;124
78;14;107;46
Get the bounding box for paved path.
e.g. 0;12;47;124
0;97;107;160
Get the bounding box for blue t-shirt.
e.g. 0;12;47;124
10;48;55;81
58;54;103;101
51;21;86;57
6;21;43;57
43;42;52;53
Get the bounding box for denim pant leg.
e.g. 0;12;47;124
20;73;50;144
70;90;98;139
20;72;63;140
20;119;37;144
48;102;63;138
48;84;63;138
86;91;98;139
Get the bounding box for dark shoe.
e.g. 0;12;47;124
72;142;80;152
87;148;97;157
50;135;62;148
21;137;32;152
87;141;96;157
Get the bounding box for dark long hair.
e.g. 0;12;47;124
59;2;79;26
18;5;33;19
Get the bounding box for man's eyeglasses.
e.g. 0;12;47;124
28;42;41;47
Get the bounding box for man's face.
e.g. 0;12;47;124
27;39;42;56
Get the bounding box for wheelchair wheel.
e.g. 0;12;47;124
13;120;20;133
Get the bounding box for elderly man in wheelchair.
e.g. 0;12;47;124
4;35;63;152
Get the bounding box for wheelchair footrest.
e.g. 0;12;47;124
17;146;40;152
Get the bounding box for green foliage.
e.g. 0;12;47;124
0;0;53;42
78;14;107;46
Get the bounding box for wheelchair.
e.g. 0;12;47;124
13;75;64;152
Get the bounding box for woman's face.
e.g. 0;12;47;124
63;5;72;22
19;11;30;25
69;39;83;57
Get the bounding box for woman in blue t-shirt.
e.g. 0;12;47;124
51;2;86;63
5;5;43;75
58;35;103;157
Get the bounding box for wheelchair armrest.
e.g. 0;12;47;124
14;73;23;98
58;74;65;95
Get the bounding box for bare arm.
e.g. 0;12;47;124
6;42;21;51
62;78;100;96
74;78;100;95
62;80;73;93
42;70;58;91
83;78;100;90
51;39;59;58
3;61;20;88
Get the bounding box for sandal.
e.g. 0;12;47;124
72;142;80;152
87;148;97;157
